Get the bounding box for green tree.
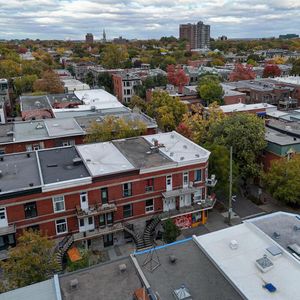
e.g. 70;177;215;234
101;44;129;69
84;115;147;143
262;155;300;206
85;71;94;87
204;143;238;198
128;95;147;111
208;113;266;179
0;60;21;78
146;91;187;131
0;230;59;291
97;72;113;93
290;58;300;75
14;75;38;96
197;75;224;106
33;70;64;94
163;219;181;243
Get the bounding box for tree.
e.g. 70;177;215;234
246;59;257;66
84;115;147;143
196;74;224;106
177;102;225;145
163;219;181;243
97;72;113;93
166;65;189;94
0;59;21;78
85;71;94;87
128;95;147;111
0;230;59;291
146;90;187;131
14;75;38;96
208;113;266;179
204;143;238;198
229;63;256;81
33;70;64;94
212;58;225;66
262;155;300;206
263;64;281;78
290;58;300;75
101;44;129;69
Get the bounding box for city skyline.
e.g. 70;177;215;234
0;0;300;40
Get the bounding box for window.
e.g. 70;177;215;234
145;199;154;213
24;202;37;219
53;196;65;212
88;217;93;225
0;208;6;220
145;178;154;192
123;183;132;197
107;212;113;225
79;219;84;227
123;204;133;218
183;172;189;187
101;188;108;204
27;224;40;232
195;169;202;182
99;214;106;227
56;218;68;234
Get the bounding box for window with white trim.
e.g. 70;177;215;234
194;169;202;182
56;218;68;234
123;182;132;197
145;199;154;213
53;196;65;213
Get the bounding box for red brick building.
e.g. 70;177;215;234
0;132;215;254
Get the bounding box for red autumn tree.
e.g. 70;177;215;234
263;64;281;78
229;63;256;82
167;64;189;93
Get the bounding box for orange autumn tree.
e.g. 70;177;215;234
167;64;189;93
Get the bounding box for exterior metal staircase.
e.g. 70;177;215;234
54;234;74;271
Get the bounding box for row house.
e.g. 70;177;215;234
0;131;216;255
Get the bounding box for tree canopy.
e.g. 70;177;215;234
0;230;58;291
84;115;147;143
263;155;300;206
101;44;129;69
33;70;64;94
208;113;266;179
291;58;300;75
263;64;281;78
146;90;187;131
229;63;256;81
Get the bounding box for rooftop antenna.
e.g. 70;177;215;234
142;244;161;273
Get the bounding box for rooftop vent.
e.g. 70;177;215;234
29;183;34;187
173;284;192;300
180;157;185;161
0;170;2;178
195;154;200;158
6;131;14;136
273;232;280;239
27;153;31;158
293;225;300;231
34;101;41;108
73;157;82;166
170;134;175;139
170;152;174;157
47;164;58;168
183;145;188;149
256;255;274;273
91;106;96;112
52;123;59;127
36;123;44;129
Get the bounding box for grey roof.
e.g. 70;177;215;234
47;93;82;105
38;147;90;184
20;95;52;111
265;127;300;146
0;152;41;194
0;124;14;143
59;257;141;300
0;277;61;300
44;118;84;137
113;137;174;170
14;120;48;142
135;239;243;300
251;212;300;255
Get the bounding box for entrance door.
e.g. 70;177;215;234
80;192;89;211
183;172;189;188
78;217;94;232
103;233;114;247
0;208;8;228
166;175;172;192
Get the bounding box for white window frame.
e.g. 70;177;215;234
55;218;68;235
183;171;189;187
53;196;65;213
145;199;154;213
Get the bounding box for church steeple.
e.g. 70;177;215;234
102;29;106;43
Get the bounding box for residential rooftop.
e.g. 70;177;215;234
113;137;175;171
20;95;52;112
44;118;84;137
0;124;13;143
134;239;243;300
38;146;90;186
76;142;136;177
59;257;141;300
195;212;300;300
0;151;41;195
14;120;48;142
265;127;300;146
220;102;276;114
273;76;300;86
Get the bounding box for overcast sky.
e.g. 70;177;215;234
0;0;299;40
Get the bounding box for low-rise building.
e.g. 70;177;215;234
0;132;215;256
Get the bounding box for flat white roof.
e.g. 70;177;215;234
76;142;136;177
44;118;84;137
266;109;289;118
194;222;300;300
143;131;210;165
61;79;90;91
220;102;276;113
273;76;300;85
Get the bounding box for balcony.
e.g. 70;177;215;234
206;175;217;187
162;185;199;199
160;194;216;220
0;224;16;236
73;223;124;241
76;203;117;219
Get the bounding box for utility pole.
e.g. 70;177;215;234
228;146;233;226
